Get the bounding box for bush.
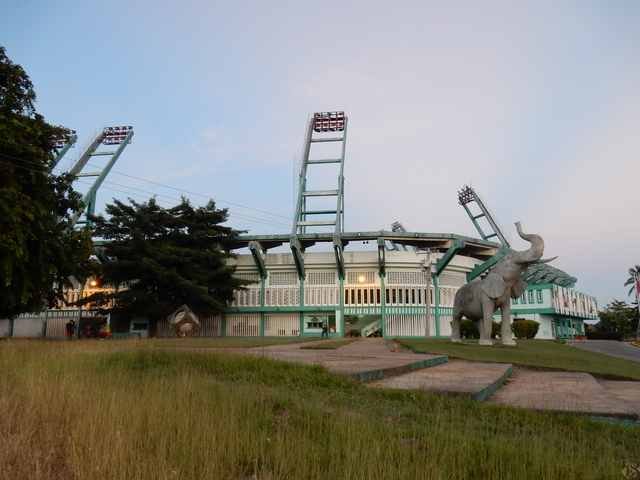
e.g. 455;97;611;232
492;321;501;339
512;320;539;339
585;331;622;341
458;320;501;339
460;320;479;339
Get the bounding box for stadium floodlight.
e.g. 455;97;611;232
53;129;77;149
102;125;134;145
313;111;345;132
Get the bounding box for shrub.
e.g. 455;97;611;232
512;319;539;339
491;321;501;339
585;331;622;341
460;320;479;339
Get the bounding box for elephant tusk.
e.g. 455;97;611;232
535;256;558;264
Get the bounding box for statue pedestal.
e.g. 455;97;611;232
479;339;493;346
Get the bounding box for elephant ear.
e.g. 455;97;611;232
510;278;527;299
481;272;506;300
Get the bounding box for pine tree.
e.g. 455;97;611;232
80;197;248;325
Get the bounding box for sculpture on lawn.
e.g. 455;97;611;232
451;222;556;346
169;305;201;337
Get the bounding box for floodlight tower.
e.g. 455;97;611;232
50;129;78;171
69;126;134;227
457;185;510;247
291;111;348;278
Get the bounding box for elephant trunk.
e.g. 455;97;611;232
513;222;544;264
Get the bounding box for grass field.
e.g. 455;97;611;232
1;339;638;479
398;339;640;380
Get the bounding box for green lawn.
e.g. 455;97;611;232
1;340;638;479
300;338;358;350
398;339;640;380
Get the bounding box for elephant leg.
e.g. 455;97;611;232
479;297;494;346
501;302;517;346
451;311;463;343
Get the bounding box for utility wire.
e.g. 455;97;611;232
4;154;292;227
3;157;286;229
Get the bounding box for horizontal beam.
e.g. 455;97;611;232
307;158;342;164
310;137;343;143
302;210;338;215
302;190;339;197
90;151;117;156
297;221;336;227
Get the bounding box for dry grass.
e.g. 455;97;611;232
1;339;638;479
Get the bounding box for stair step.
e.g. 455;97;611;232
310;137;343;143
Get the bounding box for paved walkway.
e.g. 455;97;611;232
570;340;640;363
490;368;639;419
218;338;640;418
369;360;512;401
244;338;447;380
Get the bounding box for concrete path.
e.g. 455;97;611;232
570;340;640;363
490;368;639;419
369;360;512;401
598;380;640;417
244;338;448;381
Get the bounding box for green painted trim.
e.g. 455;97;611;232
338;276;345;337
259;277;266;337
435;239;465;276
433;274;441;337
226;306;337;313
380;272;386;337
525;283;554;290
299;278;304;336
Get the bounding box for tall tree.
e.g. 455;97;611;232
79;198;248;325
624;264;640;338
596;300;638;338
624;265;640;297
0;46;92;318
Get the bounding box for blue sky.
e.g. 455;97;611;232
3;1;639;306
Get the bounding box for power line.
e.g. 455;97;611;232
85;161;290;220
4;154;292;227
74;179;288;229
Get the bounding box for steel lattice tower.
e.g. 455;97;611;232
68;126;134;227
291;112;348;278
457;185;510;247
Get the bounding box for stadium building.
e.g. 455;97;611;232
0;113;597;340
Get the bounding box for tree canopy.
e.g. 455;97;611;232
80;197;248;322
596;299;639;338
0;46;92;318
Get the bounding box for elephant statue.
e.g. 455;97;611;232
451;222;555;346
